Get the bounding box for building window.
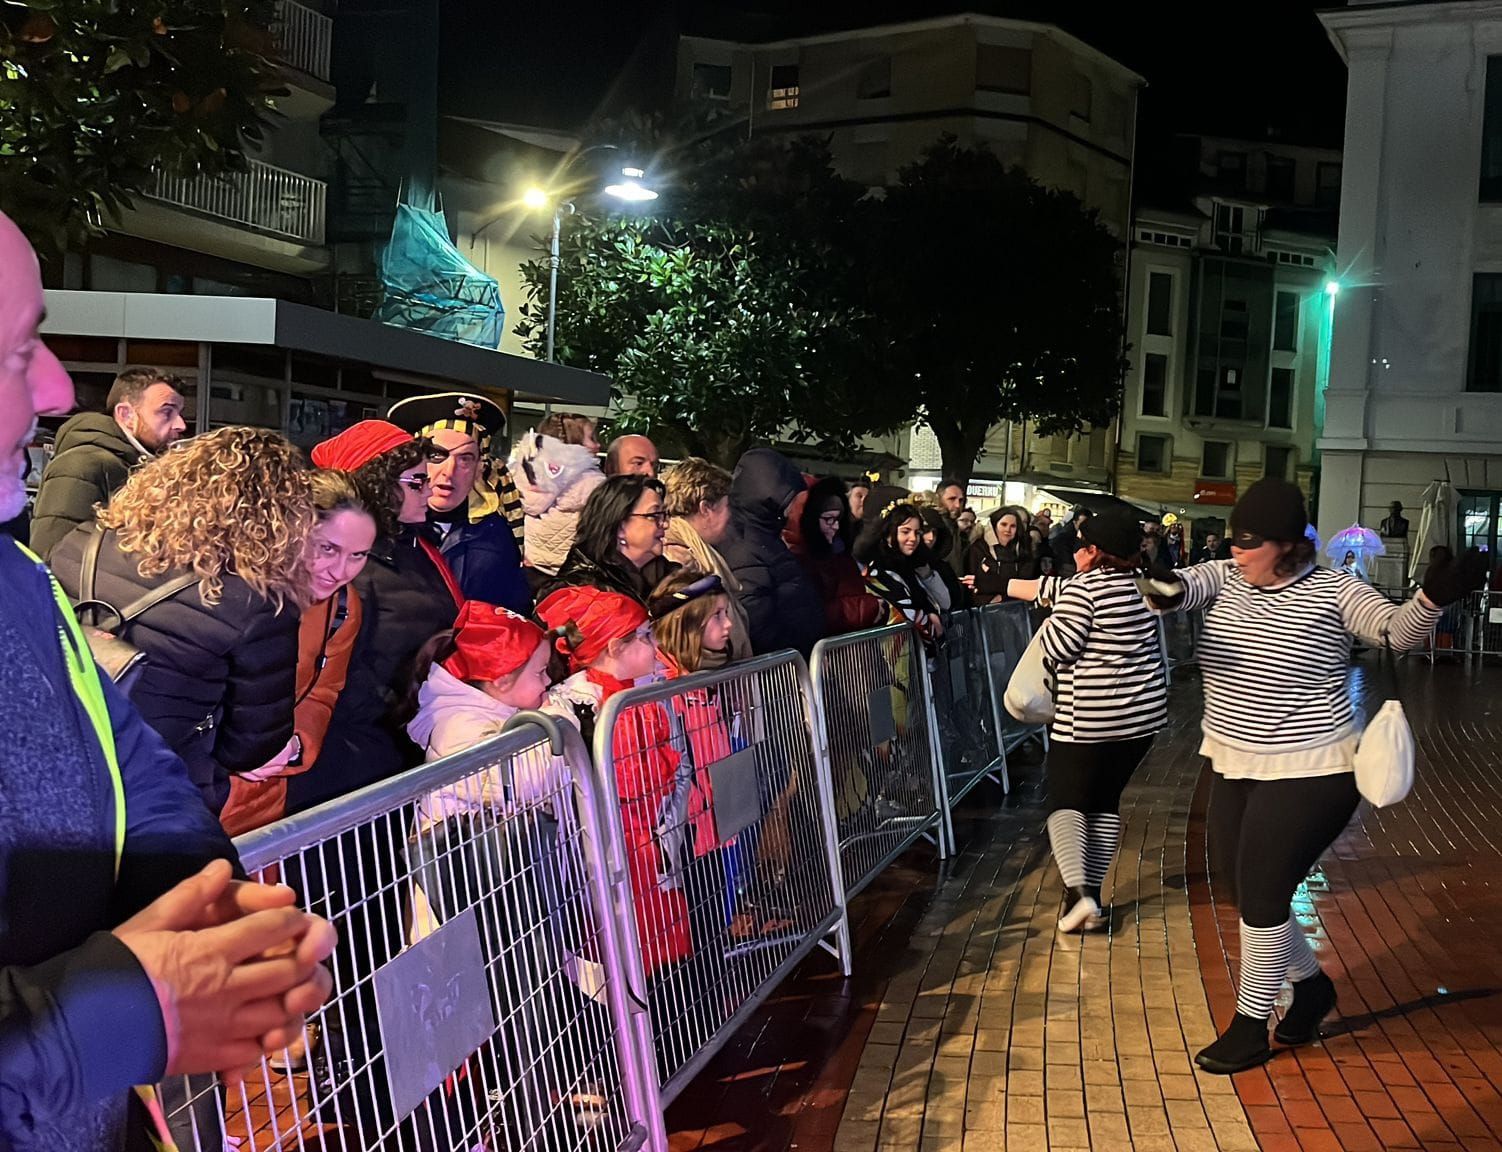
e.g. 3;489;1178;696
1273;290;1299;352
976;45;1030;95
1268;367;1294;429
1468;273;1502;392
1316;161;1341;209
768;63;799;110
1146;271;1173;336
1141;352;1168;417
1137;434;1169;474
1217;151;1246;192
857;57;891;99
1137;229;1193;249
1265;445;1293;481
1070;73;1093;121
1214;202;1255;254
1484;57;1502;200
1202;441;1232;480
1266;155;1295;202
691;62;732;102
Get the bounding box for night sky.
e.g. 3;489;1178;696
439;0;1347;152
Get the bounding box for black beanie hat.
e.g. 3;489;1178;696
1230;478;1307;543
1077;508;1143;562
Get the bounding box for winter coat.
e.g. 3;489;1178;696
556;668;692;978
288;527;459;814
219;586;363;837
783;478;884;636
718;449;827;657
965;527;1041;605
865;548;942;634
509;434;607;576
659;652;736;860
538;544;679;608
0;537;237;1151
663;517;753;662
50;523;299;816
433;509;532;617
29;413;145;560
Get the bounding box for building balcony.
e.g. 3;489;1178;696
146;159;327;247
274;0;332;83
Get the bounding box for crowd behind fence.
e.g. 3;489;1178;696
162;601;1050;1152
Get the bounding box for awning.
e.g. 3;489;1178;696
42;289;611;407
1033;482;1160;521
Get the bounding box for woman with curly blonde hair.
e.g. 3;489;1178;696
50;426;316;815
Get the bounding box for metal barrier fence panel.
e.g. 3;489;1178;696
158;718;651;1152
591;652;848;1107
976;602;1048;756
809;623;948;902
1159;608;1200;678
929;610;1006;808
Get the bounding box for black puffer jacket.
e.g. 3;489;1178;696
30;414;144;560
49;523;299;815
288;526;459;813
535;546;678;607
719;448;827;657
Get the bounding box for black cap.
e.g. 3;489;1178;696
386;392;506;442
1077;508;1143;561
1230;478;1308;544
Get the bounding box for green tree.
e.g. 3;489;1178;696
0;0;285;255
871;136;1126;485
515;128;911;467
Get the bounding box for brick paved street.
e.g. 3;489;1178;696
666;657;1502;1152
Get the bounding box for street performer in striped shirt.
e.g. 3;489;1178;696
1026;508;1169;936
1144;479;1487;1074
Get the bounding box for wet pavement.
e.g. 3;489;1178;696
666;656;1502;1151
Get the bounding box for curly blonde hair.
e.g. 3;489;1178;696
98;427;315;608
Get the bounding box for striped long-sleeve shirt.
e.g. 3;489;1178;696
1178;561;1440;750
1038;567;1167;742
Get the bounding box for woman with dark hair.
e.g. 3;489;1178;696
864;502;945;641
538;473;679;605
287;421;460;812
963;506;1039;605
917;506;969;611
1145;479;1487;1074
785;476;884;635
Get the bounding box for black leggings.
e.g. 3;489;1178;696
1207;770;1360;927
1046;735;1155;815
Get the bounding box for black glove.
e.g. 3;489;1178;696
1135;563;1184;611
1421;547;1489;607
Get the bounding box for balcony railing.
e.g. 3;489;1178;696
147;159;327;246
274;0;333;83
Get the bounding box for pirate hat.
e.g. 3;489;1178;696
386;392;506;444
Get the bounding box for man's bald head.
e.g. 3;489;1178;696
605;434;659;478
0;211;74;520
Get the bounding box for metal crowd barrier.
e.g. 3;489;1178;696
809;623;950;900
159;717;651;1152
929;610;1009;808
975;602;1048;757
1157;608;1201;685
591;651;850;1109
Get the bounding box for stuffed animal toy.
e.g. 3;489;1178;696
508;431;607;575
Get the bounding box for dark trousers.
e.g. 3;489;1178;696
1207;770;1360;927
1045;735;1154;816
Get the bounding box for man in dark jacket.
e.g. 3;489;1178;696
719;448;827;657
29;368;186;559
0;208;333;1151
388;392;532;615
1049;506;1093;576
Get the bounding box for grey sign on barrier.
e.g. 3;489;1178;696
868;683;896;747
374;905;497;1122
949;649;968;703
709;744;762;843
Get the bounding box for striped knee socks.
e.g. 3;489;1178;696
1046;809;1088;890
1236;918;1295;1018
1084;814;1122;891
1285;914;1321;982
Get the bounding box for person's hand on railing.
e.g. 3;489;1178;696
926;613;945;639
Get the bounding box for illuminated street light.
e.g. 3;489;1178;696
1324;279;1341;297
604;166;660;202
522;186;550;210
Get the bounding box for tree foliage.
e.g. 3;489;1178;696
0;0;286;255
870;137;1127;484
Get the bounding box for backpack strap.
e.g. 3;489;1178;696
113;572;201;626
79;526;104;625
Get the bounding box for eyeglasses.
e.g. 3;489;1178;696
399;475;432;492
818;513;843;526
628;511;671;527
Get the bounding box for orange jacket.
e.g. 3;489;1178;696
220;588;363;837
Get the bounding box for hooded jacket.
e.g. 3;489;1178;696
30;414;145;560
509;434;608;576
965;520;1041;605
716;449;827;657
784;477;885;636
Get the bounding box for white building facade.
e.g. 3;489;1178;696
1320;0;1502;554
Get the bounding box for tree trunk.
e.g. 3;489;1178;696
932;419;988;489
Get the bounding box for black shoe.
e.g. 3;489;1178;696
1274;972;1337;1045
1195;1012;1272;1075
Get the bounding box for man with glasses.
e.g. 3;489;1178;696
388;393;532;615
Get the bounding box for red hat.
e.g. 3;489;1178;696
311;420;412;470
536;586;648;671
442;601;547;683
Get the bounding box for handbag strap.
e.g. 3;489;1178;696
79;527;104;625
1381;640;1404;708
111;572;201;629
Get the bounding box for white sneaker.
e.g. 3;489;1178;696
1058;893;1101;934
